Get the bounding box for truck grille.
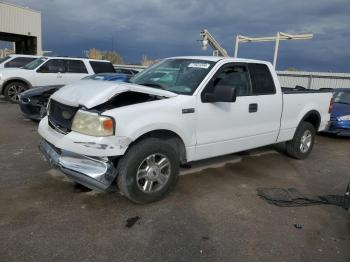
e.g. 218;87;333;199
48;99;78;134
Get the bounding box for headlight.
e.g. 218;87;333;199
338;115;350;121
71;110;115;137
0;73;3;81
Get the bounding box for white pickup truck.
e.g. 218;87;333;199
38;56;332;203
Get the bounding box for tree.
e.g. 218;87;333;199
87;49;124;64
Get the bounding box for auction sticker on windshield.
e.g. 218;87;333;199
188;63;210;69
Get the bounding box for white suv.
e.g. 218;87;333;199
0;56;115;102
0;54;40;69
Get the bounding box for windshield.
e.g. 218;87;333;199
0;56;11;64
334;90;350;105
130;59;216;95
22;58;47;70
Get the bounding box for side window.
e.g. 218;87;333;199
67;60;88;73
205;64;252;97
37;59;65;73
248;63;276;95
4;57;36;68
89;61;116;74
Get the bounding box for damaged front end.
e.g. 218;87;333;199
39;139;117;191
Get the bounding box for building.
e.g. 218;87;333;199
0;1;42;55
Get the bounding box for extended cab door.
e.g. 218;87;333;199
64;59;90;84
35;59;66;86
194;62;282;161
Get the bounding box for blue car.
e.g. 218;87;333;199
325;88;350;136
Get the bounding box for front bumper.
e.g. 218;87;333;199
324;121;350;136
39;139;117;191
19;97;45;121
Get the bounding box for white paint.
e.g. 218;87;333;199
38;56;332;163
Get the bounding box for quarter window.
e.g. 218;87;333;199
248;63;276;95
89;61;116;74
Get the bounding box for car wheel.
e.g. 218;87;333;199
117;137;179;204
4;82;28;103
286;121;316;159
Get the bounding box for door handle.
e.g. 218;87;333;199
249;103;258;113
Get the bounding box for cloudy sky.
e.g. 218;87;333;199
4;0;350;72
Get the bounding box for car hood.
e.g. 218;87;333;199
331;102;350;118
20;85;63;98
50;81;177;109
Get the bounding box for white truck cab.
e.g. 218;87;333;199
38;56;332;204
0;56;115;102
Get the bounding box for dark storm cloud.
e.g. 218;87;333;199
7;0;350;71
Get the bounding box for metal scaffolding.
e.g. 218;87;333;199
234;32;313;68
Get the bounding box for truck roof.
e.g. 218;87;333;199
168;56;271;65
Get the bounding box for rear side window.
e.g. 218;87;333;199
66;60;88;73
5;57;36;68
89;61;116;74
248;63;276;95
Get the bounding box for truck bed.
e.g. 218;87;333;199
282;86;333;94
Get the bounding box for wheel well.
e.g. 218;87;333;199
301;111;321;131
132;130;187;164
2;79;29;95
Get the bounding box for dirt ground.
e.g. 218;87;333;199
0;100;349;262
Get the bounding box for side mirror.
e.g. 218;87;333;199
203;85;237;103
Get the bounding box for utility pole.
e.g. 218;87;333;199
234;32;313;68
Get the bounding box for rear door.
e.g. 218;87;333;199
64;59;89;84
195;62;282;160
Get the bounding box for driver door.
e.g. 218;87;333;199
194;63;280;160
34;59;66;86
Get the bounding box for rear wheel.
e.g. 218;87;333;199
4;81;28;103
286;121;316;159
117;138;179;204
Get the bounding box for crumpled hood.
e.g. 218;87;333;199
50;80;177;109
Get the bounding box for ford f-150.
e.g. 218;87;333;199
38;56;332;203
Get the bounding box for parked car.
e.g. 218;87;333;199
0;56;115;103
324;88;350;136
0;54;39;69
38;56;332;204
19;73;129;121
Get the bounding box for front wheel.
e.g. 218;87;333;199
285;121;316;159
117;138;179;204
4;81;28;103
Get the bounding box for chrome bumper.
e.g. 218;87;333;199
39;139;117;191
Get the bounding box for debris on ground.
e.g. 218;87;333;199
257;185;350;210
125;216;141;228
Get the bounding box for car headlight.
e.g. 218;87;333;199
0;73;3;81
338;115;350;121
71;110;115;137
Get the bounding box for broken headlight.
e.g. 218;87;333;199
71;110;115;137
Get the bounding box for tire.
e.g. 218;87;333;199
286;121;316;159
117;138;179;204
4;81;28;103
